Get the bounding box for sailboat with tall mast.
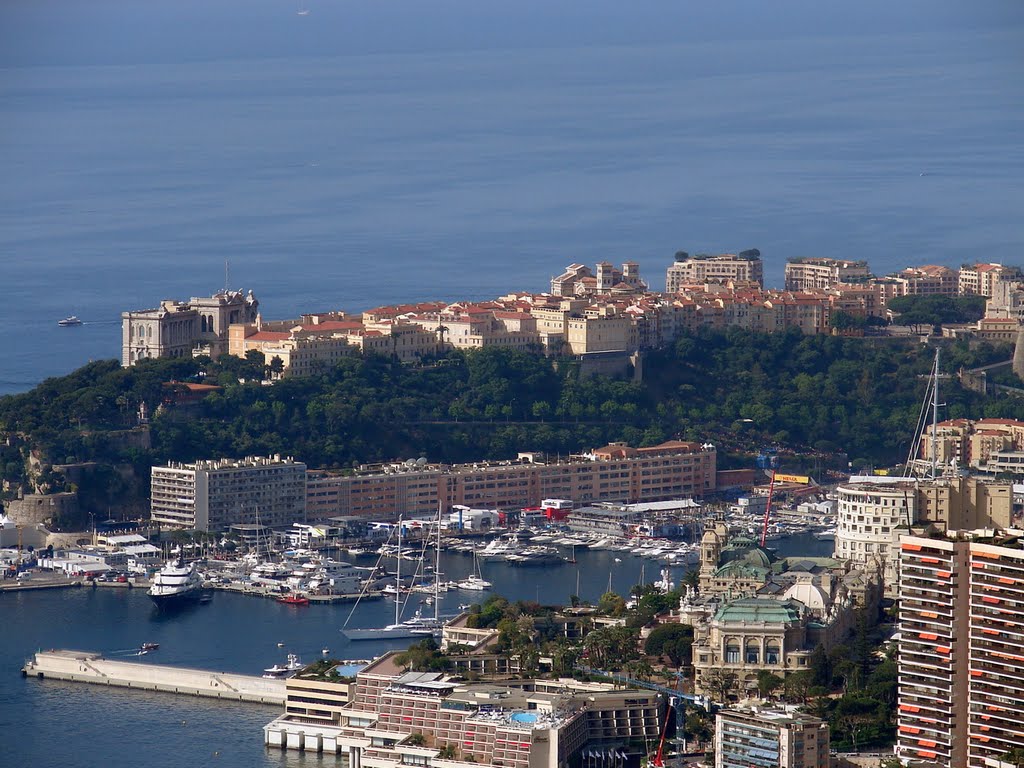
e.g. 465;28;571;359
341;516;443;641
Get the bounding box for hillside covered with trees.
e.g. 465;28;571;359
0;329;1015;521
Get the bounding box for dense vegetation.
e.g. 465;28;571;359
0;330;1016;521
887;294;987;330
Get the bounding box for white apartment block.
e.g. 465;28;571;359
666;250;763;292
150;455;306;532
958;263;1021;298
784;257;870;292
835;478;917;594
836;476;1011;596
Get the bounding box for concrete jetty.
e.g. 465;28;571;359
22;650;285;706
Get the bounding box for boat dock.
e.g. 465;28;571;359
22;650;286;706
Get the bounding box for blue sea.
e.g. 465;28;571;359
1;537;833;768
2;1;1024;394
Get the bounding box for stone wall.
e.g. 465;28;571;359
6;492;78;526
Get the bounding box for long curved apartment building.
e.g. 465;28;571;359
835;478;917;594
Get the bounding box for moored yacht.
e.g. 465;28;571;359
148;557;203;607
341;606;443;641
262;653;305;678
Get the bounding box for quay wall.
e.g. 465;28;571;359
23;650;285;706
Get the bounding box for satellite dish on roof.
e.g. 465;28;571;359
405;459;416;467
416;457;428;466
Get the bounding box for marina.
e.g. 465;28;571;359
3;533;830;768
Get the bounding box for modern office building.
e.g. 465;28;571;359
897;531;1024;768
715;707;830;768
150;455;306;532
306;441;717;520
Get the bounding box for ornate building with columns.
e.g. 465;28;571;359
680;523;881;701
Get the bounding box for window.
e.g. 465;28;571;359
726;643;740;664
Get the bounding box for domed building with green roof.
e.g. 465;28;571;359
684;522;883;702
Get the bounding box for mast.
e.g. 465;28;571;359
931;348;940;479
434;503;442;622
396;517;402;626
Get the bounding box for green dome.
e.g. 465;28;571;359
713;598;803;625
718;538;774;569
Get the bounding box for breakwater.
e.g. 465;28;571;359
22;649;286;705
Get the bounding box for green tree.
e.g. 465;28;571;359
644;624;694;667
756;670;784;699
701;669;737;703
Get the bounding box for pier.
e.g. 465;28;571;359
22;650;285;706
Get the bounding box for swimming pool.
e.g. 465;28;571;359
510;712;538;724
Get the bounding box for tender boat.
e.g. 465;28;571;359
148;557;203;607
58;316;83;326
278;594;310;605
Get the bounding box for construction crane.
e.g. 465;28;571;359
758;449;779;548
651;698;674;767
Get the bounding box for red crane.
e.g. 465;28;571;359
652;699;673;767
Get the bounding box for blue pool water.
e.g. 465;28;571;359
510;712;539;724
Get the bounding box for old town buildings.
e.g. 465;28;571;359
119;256;1024;376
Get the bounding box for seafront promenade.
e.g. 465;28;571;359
22;649;286;706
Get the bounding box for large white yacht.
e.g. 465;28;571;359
477;533;526;562
148;557;203;607
341;606;443;641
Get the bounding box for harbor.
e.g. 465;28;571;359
3;532;831;768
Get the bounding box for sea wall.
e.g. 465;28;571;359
23;650;285;706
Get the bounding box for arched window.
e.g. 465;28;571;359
725;641;740;664
765;641;781;665
745;640;760;664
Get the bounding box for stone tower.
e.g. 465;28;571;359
1013;326;1024;381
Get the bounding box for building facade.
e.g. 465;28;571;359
306;442;717;520
834;475;1011;594
715;707;830;768
122;289;259;366
958;263;1021;298
783;258;870;292
897;531;1024;768
684;525;881;700
150;455;307;532
264;652;665;762
666;251;764;292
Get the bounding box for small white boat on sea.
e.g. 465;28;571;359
58;316;83;326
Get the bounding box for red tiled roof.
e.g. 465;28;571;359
249;331;290;341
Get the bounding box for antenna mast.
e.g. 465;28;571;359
224;258;229;293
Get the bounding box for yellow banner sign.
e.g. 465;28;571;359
774;473;811;484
